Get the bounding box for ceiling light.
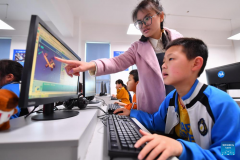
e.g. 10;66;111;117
127;24;141;35
0;19;14;30
228;33;240;40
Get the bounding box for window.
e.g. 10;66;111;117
0;39;11;59
85;43;110;94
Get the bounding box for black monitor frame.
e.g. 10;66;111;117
205;62;240;92
19;15;81;120
82;71;100;104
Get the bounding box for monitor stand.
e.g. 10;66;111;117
88;99;100;104
85;96;100;104
32;103;79;121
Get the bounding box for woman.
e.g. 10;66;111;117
55;0;183;114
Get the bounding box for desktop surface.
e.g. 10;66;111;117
0;107;98;160
85;95;179;160
1;96;178;160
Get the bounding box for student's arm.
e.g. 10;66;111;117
178;96;240;160
130;97;169;133
124;103;132;110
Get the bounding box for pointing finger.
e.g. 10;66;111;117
55;57;81;65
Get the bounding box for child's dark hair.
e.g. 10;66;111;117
132;0;169;49
116;79;128;91
166;38;208;77
0;59;23;82
129;69;139;82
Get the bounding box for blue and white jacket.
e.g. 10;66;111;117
130;80;240;160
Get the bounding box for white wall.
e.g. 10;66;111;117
232;27;240;62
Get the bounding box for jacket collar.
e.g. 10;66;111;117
181;79;204;106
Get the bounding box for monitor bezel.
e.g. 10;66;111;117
206;62;240;85
82;71;96;99
19;15;81;108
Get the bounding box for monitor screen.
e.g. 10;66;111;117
19;15;81;120
83;71;96;99
205;62;240;92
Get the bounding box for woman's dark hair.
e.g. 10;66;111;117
115;79;128;91
132;0;169;49
166;38;208;77
129;69;139;82
0;59;23;82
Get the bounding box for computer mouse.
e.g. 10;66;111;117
114;111;123;115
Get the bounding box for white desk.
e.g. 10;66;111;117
84;95;178;160
0;107;99;160
0;95;177;160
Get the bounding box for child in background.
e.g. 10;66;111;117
112;79;131;104
114;38;240;160
0;59;23;119
115;70;139;110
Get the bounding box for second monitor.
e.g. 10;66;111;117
82;71;100;104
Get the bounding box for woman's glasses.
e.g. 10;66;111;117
134;13;159;30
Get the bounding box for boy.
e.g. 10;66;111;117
115;69;139;110
113;38;240;160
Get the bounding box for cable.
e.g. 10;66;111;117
24;105;39;118
94;97;107;106
86;106;107;114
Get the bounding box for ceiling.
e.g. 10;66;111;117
0;0;240;36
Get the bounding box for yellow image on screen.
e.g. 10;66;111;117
28;24;78;99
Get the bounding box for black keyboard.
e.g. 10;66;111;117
106;114;146;159
111;96;118;100
107;103;121;114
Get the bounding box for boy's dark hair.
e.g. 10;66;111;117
0;59;23;82
129;69;139;82
166;38;208;77
132;0;169;49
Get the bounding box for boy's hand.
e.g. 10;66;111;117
54;57;96;77
135;130;183;160
113;108;130;116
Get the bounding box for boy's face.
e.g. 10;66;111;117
127;75;138;92
162;46;195;86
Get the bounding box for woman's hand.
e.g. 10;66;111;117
135;130;183;160
113;108;131;116
112;94;116;98
55;57;96;77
